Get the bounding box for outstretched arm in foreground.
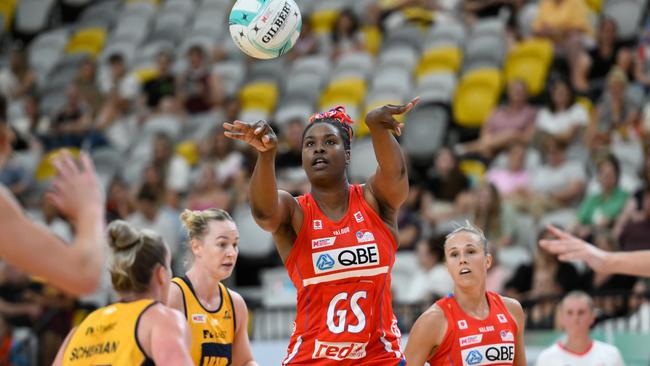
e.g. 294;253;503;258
540;224;650;277
0;152;105;295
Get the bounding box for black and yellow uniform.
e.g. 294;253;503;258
172;276;236;366
63;299;156;366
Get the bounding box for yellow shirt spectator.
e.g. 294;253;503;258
533;0;593;38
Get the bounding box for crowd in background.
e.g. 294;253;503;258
0;0;649;364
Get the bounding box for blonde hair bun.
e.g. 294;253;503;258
107;220;141;251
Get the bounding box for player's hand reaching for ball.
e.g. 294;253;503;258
223;120;278;153
365;97;420;136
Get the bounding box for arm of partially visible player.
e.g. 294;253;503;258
52;327;76;366
230;290;259;366
167;281;185;317
502;296;527;366
365;97;419;212
0;152;105;296
146;306;193;366
540;224;650;277
404;304;447;366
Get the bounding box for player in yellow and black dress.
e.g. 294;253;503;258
169;208;258;366
53;220;193;366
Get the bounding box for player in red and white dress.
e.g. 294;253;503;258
536;291;624;366
405;223;527;366
223;98;418;365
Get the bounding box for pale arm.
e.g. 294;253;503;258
230;290;259;366
147;307;194;366
404;305;447;366
502;296;527;366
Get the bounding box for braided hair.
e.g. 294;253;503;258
302;106;354;151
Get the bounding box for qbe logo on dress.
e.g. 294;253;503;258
465;350;483;365
312;244;379;274
461;343;515;365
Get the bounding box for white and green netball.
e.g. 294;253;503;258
229;0;302;59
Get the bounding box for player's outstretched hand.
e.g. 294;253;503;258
223;120;278;153
365;97;420;136
47;150;104;223
539;224;608;273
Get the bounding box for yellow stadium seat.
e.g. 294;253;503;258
362;26;383;56
356;99;404;138
504;38;553;96
576;96;593;114
176;140;199;167
35;148;81;181
416;46;462;79
402;7;435;27
310;9;339;35
453;68;503;128
65;27;107;57
0;0;17;31
586;0;603;13
239;82;278;114
459;159;486;185
319;78;367;111
134;67;160;84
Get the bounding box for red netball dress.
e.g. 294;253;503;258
282;184;405;365
427;292;518;366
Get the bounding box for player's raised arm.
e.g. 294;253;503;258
365;97;419;212
0;151;105;295
539;224;650;277
223;120;296;234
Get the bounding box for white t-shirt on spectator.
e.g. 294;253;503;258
535;341;624;366
536;104;589;135
531;160;586;195
166;155;190;193
399;265;453;304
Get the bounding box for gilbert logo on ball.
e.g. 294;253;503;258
229;0;302;59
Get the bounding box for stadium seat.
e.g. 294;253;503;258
101;40;138;67
362;25;383;55
384;26;424;51
504;38;554;96
274;101;314;127
319;78;367;111
150;12;187;45
239;81;279;115
29;28;69;81
357;95;403;138
586;0;603;12
378;45;419;71
333;52;375;79
604;0;647;41
35;148;82;181
416;46;463;78
0;0;17;32
425;21;466;49
213;61;246;97
459;158;486;186
349;137;378;182
453;68;502;128
517;3;539;38
249;59;287;83
310;9;339;35
65;27;107;57
463;35;505;72
371;67;412;97
79;0;120;27
175;140;199;167
15;0;55;35
416;72;457;104
402;103;448;160
285;72;324;105
472;18;506;38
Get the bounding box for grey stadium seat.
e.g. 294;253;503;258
426;21;466;49
401;103;448;160
463;35;505;72
604;0;648;41
415;72;457;104
378;46;419;71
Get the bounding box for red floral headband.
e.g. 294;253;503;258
308;105;354;141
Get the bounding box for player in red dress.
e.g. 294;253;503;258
223;98;418;365
405;223;527;366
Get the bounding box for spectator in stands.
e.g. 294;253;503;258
535;78;589;159
99;54;126;98
575;154;628;238
126;188;182;273
617;188;650;252
176;45;224;115
73;57;104;115
614;159;650;240
486;142;531;198
454;79;537;159
588;67;641;152
44;85;93;150
472;182;517;250
400;235;453;304
186;164;232;212
0;261;41;329
11;93;48;144
397;182;424;250
105;177;134;222
532;0;593;50
573;18;628;98
510;136;586;220
420;147;472;230
0;46;36;121
505;228;582;327
331;8;364;59
150;132;190;208
143;50;176;111
535;291;624;366
196;127;244;187
633;20;650;92
287;19;318;61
